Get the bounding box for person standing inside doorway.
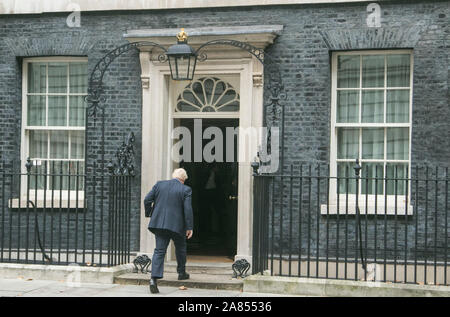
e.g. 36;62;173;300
204;164;221;234
144;168;194;294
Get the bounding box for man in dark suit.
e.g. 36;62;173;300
144;168;194;294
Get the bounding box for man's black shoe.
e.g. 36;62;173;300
149;278;159;294
178;272;190;280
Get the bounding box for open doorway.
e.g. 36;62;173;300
175;118;239;259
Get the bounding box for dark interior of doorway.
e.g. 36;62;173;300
179;118;239;259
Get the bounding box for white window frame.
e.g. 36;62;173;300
20;57;88;203
325;50;414;215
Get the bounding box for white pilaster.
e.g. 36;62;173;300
139;51;171;256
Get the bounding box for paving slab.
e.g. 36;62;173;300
236;292;303;297
93;284;179;297
0;290;22;297
168;288;241;297
0;278;273;297
23;286;107;297
94;291;158;297
0;278;55;292
0;278;308;297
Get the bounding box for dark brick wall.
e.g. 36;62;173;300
0;0;448;255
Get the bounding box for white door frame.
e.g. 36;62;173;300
139;53;264;264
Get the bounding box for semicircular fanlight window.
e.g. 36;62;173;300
176;77;240;112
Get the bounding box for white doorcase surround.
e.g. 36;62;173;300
126;25;282;263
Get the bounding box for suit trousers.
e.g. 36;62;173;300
151;230;187;279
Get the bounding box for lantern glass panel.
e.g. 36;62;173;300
168;54;197;80
168;55;179;80
178;55;189;80
188;55;197;80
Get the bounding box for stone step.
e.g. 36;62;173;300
163;261;234;275
114;272;244;291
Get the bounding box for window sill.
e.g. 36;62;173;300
320;204;413;216
9;198;85;209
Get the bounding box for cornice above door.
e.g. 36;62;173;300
124;25;283;60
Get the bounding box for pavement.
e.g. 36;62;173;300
0;278;301;297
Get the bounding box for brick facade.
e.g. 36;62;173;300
0;0;448;253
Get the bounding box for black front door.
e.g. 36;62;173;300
179;118;238;257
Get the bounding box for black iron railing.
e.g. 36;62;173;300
0;159;133;267
253;161;449;286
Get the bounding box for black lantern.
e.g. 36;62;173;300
166;29;197;81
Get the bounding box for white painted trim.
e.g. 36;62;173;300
21;57;87;196
320;204;414;215
333;50;414;56
24;126;86;131
334;123;411;127
139;55;263;264
9;189;85;207
21;60;28;178
0;0;377;15
23;57;88;63
330;51;338;203
172;113;240;119
329;50;414;210
9;198;85;209
125;25;283;39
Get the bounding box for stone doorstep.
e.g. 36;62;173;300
164;261;234;275
114;273;244;291
0;263;134;284
244;275;450;297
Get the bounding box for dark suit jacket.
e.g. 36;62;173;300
144;179;193;237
